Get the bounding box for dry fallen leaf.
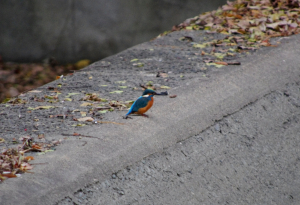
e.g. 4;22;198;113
81;93;104;102
28;90;42;93
160;85;171;89
25;156;34;161
215;61;228;66
98;121;125;125
80;102;93;107
20;162;33;170
206;63;225;68
109;90;123;94
28;106;55;110
1;173;17;178
158;0;300;60
75;59;90;69
77;117;94;122
38;133;45;139
31;144;42;150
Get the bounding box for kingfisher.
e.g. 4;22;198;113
124;89;160;119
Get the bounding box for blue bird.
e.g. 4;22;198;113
124;89;159;119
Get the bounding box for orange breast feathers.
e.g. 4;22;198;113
137;96;154;114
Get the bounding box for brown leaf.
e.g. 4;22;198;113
237;20;251;30
20;162;33;170
31;144;42;150
222;4;234;11
266;22;279;29
1;162;11;171
1;173;17;178
215;61;228;65
82;93;103;102
98;121;124;125
25;156;34;161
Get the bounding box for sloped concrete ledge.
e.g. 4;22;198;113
1;34;300;205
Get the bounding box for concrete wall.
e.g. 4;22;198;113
0;0;227;63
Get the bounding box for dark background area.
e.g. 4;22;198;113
0;0;227;101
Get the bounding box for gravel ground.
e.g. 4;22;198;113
0;30;255;147
1;29;284;146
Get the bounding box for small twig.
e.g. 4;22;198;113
98;121;124;125
61;133;101;139
94;107;111;110
227;61;241;65
237;46;257;50
21;148;43;153
60;85;92;88
139;84;148;90
30;163;49;165
23;170;34;174
211;45;216;53
139;84;156;90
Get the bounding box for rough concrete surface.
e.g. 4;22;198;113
0;31;300;205
57;83;300;205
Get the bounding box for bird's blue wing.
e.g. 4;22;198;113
132;97;149;112
126;96;149;116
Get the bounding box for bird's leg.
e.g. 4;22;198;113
123;115;132;119
141;114;149;118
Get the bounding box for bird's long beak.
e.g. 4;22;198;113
156;91;168;96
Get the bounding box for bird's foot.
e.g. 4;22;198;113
141;114;149;118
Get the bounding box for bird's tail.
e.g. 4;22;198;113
123;110;131;119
